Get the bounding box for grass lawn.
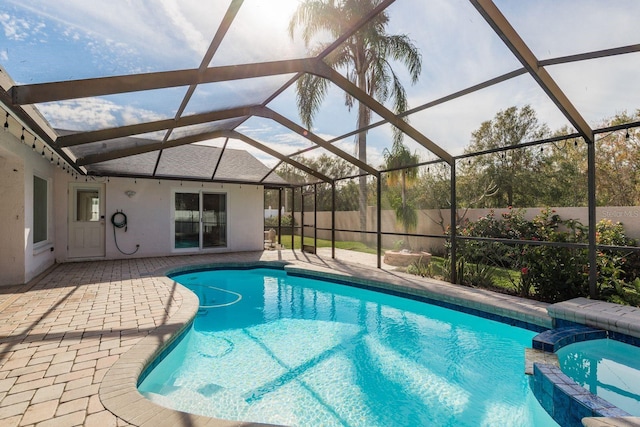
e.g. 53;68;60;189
277;236;522;295
278;235;378;254
492;266;521;291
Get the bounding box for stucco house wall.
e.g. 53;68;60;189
0;129;56;285
1;127;265;286
57;177;264;261
0;142;26;285
53;177;265;262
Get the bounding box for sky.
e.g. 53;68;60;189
1;0;639;171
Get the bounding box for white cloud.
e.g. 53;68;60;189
157;0;209;58
120;105;165;127
5;0;228;69
38;98;163;131
0;11;44;41
211;0;308;66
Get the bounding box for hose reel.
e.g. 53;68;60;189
111;210;139;255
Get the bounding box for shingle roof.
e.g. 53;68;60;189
85;142;288;185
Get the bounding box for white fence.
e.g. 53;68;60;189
264;207;280;219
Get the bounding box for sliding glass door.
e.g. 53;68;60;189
202;193;226;248
174;192;226;250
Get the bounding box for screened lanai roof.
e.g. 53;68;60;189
0;0;639;186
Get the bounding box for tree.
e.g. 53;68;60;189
275;154;361;211
595;110;640;206
300;154;360;211
537;111;640;207
463;105;549;207
538;127;588;207
414;162;450;210
414;161;498;233
383;141;419;242
289;0;422;232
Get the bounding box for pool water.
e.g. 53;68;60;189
557;339;640;416
138;268;557;426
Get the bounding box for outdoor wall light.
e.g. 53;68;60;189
3;112;8;132
125;190;136;198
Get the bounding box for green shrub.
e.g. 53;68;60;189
463;262;496;288
407;257;432;277
440;256;465;285
595;219;640;304
264;214;296;230
453;207;639;304
456;208;538;269
513;208;588;302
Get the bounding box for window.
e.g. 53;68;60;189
33;175;48;244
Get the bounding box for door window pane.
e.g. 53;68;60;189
76;190;100;221
175;193;200;248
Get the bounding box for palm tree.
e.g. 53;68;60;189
383;140;419;247
289;0;422;233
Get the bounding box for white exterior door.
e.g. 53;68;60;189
68;183;105;258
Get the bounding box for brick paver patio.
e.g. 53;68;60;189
0;249;552;426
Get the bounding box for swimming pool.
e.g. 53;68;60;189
557;338;640;416
138;267;558;426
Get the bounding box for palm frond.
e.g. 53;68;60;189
383;34;422;83
296;74;330;129
289;1;347;46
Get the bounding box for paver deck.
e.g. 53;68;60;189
0;249;553;426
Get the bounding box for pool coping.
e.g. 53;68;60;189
549;298;640;342
99;259;555;427
99;269;282;427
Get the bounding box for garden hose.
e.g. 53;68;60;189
111;211;140;255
